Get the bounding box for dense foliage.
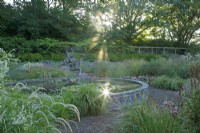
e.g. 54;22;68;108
0;49;80;133
0;0;199;58
180;87;200;133
0;0;92;41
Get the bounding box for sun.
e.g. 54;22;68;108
90;11;113;60
100;82;112;99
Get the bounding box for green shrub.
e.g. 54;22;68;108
151;75;183;91
180;87;200;133
17;52;66;61
189;44;200;55
117;103;180;133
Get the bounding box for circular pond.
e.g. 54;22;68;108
11;76;149;109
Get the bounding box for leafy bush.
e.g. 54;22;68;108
189;44;200;55
180;87;200;133
151;75;184;91
0;37;73;53
17;52;66;61
117;103;180;133
0;37;32;53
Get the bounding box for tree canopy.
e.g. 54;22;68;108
0;0;199;47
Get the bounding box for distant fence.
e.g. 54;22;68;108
71;46;189;55
130;46;189;55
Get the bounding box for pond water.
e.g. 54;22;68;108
93;79;141;93
80;78;141;93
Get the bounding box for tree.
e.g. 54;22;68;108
107;0;155;45
155;0;200;46
0;1;15;36
1;0;92;41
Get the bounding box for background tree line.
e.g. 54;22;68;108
0;0;199;58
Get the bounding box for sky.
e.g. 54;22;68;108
4;0;13;4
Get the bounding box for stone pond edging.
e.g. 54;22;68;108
108;78;149;109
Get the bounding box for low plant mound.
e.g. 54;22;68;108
117;103;180;133
151;75;184;91
7;62;74;81
62;83;109;117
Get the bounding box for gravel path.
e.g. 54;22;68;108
148;87;180;105
62;109;124;133
62;87;180;133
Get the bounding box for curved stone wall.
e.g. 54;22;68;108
108;78;149;109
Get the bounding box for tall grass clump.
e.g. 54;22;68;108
63;84;108;116
81;60;146;78
8;62;72;81
0;87;80;133
117;103;180;133
126;59;147;76
189;60;200;89
81;61;128;77
81;56;190;79
151;75;184;91
180;87;200;133
139;57;189;79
